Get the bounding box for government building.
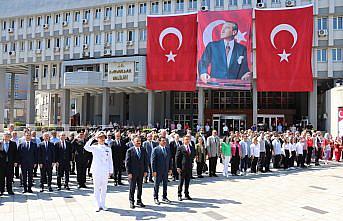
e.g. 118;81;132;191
0;0;342;135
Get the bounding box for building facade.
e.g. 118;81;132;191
0;0;342;134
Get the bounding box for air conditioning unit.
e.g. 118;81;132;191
35;49;42;54
8;51;15;56
82;19;88;25
256;2;266;8
62;21;68;27
64;45;70;50
43;24;49;29
54;47;60;52
104;16;110;21
83;51;90;57
126;41;133;46
105;42;111;48
285;0;296;7
201;6;208;11
7;28;14;33
318;29;328;37
83;44;88;50
104;49;112;55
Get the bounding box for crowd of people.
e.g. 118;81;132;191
0;125;343;211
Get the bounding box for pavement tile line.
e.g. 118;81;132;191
301;206;329;215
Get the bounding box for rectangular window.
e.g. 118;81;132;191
95;8;101;19
84;35;90;44
128;4;135;16
139;29;146;41
163;1;171;12
43;65;48;78
116;31;123;42
37;16;42;26
10;20;15;29
139;3;147;14
2;21;6;30
11;42;16;51
74;36;80;46
127;30;135;41
3;43;7;52
55;38;60;47
20;41;24;51
37;40;41;50
215;0;224;7
84;10;90;20
272;0;281;3
176;0;184;11
105;32;112;44
20;19;24;28
333;16;343;30
55;14;61;24
46;15;51;25
116;6;124;17
318;17;328;30
243;0;251;4
65;12;71;22
95;34;101;44
74;11;80;22
317;49;327;62
35;66;39;78
65;37;70;46
105;7;112;18
29;41;33;50
28;18;33;27
46;39;51;49
332;48;342;61
151;2;159;14
229;0;238;6
52;65;57;77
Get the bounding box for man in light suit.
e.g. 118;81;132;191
38;132;56;192
151;136;172;205
142;133;157;183
199;21;250;81
206;130;221;177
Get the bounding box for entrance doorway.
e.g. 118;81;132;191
212;114;247;136
257;114;284;131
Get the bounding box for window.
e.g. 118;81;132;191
43;65;48;78
139;29;146;41
229;0;238;6
176;0;184;11
189;0;197;9
65;37;70;46
151;2;159;14
55;38;60;47
29;41;33;50
11;42;16;51
37;40;41;50
163;1;171;12
317;49;327;62
65;12;71;22
215;0;224;7
84;35;90;44
46;15;51;25
37;16;42;26
243;0;251;4
116;31;123;42
116;6;124;17
128;4;135;16
333;16;343;30
74;11;80;22
127;30;135;41
2;21;6;30
139;3;147;14
74;36;80;46
105;32;112;44
20;19;24;28
10;20;15;28
55;14;61;24
105;7;112;18
3;44;7;52
20;41;24;51
52;65;57;77
46;39;51;49
95;34;101;44
84;10;90;20
95;8;101;19
332;48;342;61
272;0;281;3
318;17;328;30
28;18;33;27
35;66;39;78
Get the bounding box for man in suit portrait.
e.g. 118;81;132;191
111;131;126;186
198;21;251;82
38;132;56;192
151;136;172;205
142;133;157;183
169;134;182;181
0;132;17;195
125;136;148;209
55;132;72;190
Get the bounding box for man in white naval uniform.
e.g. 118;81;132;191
84;131;113;212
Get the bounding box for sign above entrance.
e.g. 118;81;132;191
108;62;134;82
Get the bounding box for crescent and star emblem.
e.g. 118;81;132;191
270;24;298;63
159;27;183;62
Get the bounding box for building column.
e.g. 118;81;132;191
54;94;59;125
82;93;90;126
119;93;126;124
147;91;155;127
0;69;6;132
165;91;171;119
198;88;205;127
49;93;54;125
9;73;15;124
252;79;258;125
308;79;318;129
61;89;70;130
26;65;36;128
102;87;110;125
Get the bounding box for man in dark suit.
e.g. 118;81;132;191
169;134;182;181
72;131;89;188
18;132;38;193
0;132;17;195
38;132;56;192
125;137;148;209
142;133;157;183
198;21;250;81
151;136;172;205
176;134;193;201
55;132;72;190
111;131;126;186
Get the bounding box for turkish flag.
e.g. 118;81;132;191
256;5;313;92
146;13;197;91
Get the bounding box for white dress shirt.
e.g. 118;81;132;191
224;39;235;69
250;143;260;157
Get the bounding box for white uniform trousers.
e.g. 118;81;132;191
223;156;231;177
93;173;109;208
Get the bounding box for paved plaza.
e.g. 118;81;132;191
1;162;343;221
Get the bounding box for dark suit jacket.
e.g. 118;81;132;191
125;146;148;177
142;140;158;163
111;139;126;170
198;39;249;79
0;140;17;166
151;146;172;176
176;145;193;175
55;140;72;166
72;139;89;163
169;140;182;158
18;141;38;168
38;141;55;165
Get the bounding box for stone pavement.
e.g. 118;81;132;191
1;161;343;221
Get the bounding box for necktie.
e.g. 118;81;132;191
137;148;141;158
162;147;166;156
62;141;64;149
117;140;120;146
4;143;9;153
225;44;230;57
27;142;30;150
45;141;48;150
186;146;190;154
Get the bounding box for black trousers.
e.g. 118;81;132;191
315;148;322;165
208;156;218;175
274;154;281;168
240;155;248;172
258;152;266;171
146;164;153;182
129;174;143;203
251;157;258;173
265;154;272;171
76;160;87;185
14;164;20;178
302;150;307;167
22;166;33;190
171;156;178;179
290;151;296;167
231;156;240;175
33;164;38;177
154;173;168;199
306;147;313;165
40;164;53;188
284;150;290;169
178;171;191;197
0;163;14;193
113;167;122;184
196;162;204;176
57;163;70;187
297;154;303;167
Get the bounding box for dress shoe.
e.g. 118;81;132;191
209;174;213;177
65;186;70;190
178;196;182;201
118;182;124;185
8;191;14;195
136;201;146;207
22;190;27;194
213;174;218;177
102;207;108;211
162;198;171;203
114;183;118;186
198;175;204;178
82;184;88;188
77;185;82;189
28;189;33;193
48;187;53;192
154;199;160;205
57;187;61;191
130;202;135;209
0;192;4;196
185;195;192;200
95;208;101;212
149;179;154;183
40;188;44;192
191;176;196;179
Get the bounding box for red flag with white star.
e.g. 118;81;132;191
146;13;197;91
256;5;313;92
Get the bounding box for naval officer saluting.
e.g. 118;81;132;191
84;131;114;212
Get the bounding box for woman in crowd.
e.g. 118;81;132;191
195;136;206;178
323;133;331;164
250;137;260;173
289;137;297;167
221;136;231;177
334;137;343;162
230;137;241;176
282;137;291;169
